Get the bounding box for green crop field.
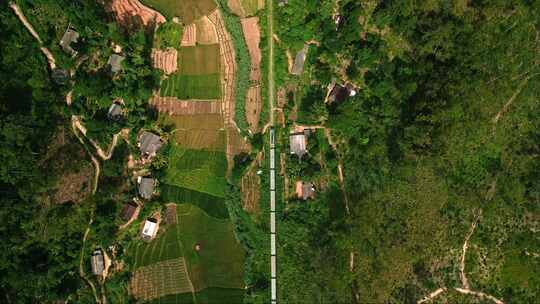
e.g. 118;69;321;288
161;74;221;99
161;184;229;219
162;114;226;152
154;22;184;50
141;0;216;24
130;204;245;303
164;145;228;198
160;45;221;99
179;45;221;75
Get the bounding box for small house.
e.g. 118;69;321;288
289;132;307;158
141;218;158;240
278;0;288;7
291;44;309;75
137;176;155;199
138;131;163;157
107;54;125;74
59;29;79;56
121;202;138;221
296;181;315;200
91;249;105;276
328;83;356;104
107;101;123;121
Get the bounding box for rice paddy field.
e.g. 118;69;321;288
162;114;226;152
160;45;222;100
129;204;245;303
240;0;264;16
141;0;217;24
164;145;228;197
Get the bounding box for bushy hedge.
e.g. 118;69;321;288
216;0;250;134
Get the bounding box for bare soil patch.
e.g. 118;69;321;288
165;204;177;225
108;0;166;28
130;257;194;301
151;48;178;75
181;23;197;47
245;85;262;133
240;17;262;81
227;0;245;17
240;164;261;213
53;163;94;204
195;16;218;45
150;96;221;114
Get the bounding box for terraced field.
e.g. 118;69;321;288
129;204;245;303
141;0;216;24
160;45;221;100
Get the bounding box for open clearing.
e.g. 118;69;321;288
160;45;222;99
240;17;261;81
140;0;216;24
130;204;244;303
150;97;221;115
162;114;226;151
130;258;193;302
228;0;264;17
165;144;228;198
109;0;166;27
245;85;262;133
151;48;178;75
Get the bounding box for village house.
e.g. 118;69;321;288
107;54;125;74
296;181;316;200
138;131;163;158
141;218;158;241
120;202;138;222
107;100;124;121
327;83;356;104
90;249;105;276
59;28;79;57
291;44;309;75
290;128;311;158
137;176;155;200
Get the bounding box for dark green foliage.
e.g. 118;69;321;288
216;0;251;133
154;21;184;50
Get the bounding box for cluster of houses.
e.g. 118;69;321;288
289;128;316;201
52;27;126;85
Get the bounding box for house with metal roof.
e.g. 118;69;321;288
59;29;79;57
107;102;123;121
328;83;356;104
291;44;309;75
121;202;138;221
141;218;158;240
289;132;307;158
91;249;105;276
107;54;125;74
137;176;155;199
138;131;163;157
295;181;315;200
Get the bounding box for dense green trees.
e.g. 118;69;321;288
274;0;540;303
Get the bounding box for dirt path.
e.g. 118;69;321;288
9;2;56;70
71;117;100;194
79;218;101;304
492;74;536;127
416;209;504;304
417;288;447;304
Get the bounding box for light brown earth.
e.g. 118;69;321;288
240;17;262;82
195;16;218;45
181;23;197;47
108;0;166;28
245;85;262;133
207;9;251;173
227;0;245;17
165;204;177;225
151;48;178;75
240;164;261;213
163;114;226;151
150;96;221;114
53;163;94;204
130;257;194;301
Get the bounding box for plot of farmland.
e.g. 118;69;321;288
175;204;245;291
165;145;228;198
162;114;226;152
130;204;244;303
141;0;217;24
161;184;229;219
130;258;193;302
161;45;222;99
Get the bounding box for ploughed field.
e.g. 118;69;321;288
141;0;216;24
